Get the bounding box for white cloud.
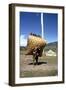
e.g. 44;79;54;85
20;35;27;46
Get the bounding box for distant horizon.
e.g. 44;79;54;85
20;12;58;46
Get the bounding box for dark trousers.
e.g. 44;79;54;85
35;56;38;64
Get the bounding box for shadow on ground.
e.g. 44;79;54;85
28;61;47;65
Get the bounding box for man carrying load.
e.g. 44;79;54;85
33;46;40;65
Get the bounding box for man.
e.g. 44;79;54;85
33;46;40;65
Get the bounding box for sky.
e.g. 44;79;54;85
20;12;58;46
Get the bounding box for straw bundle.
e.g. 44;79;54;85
26;34;47;56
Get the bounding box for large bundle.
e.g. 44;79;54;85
26;34;47;56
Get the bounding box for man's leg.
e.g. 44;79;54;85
36;56;38;65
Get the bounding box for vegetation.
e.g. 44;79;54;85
44;41;58;52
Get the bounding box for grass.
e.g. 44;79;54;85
20;70;58;77
20;55;58;77
39;56;58;64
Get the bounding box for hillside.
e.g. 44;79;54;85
44;41;58;52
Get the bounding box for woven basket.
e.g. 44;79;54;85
26;35;47;56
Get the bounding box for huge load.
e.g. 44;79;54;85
26;34;47;56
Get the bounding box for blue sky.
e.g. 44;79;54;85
20;12;58;46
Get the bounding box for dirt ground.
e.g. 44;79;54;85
20;51;58;77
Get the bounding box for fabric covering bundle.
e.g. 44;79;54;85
26;34;47;56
